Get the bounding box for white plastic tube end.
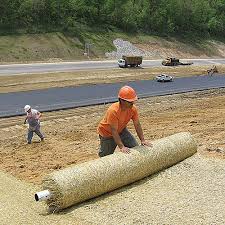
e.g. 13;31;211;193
35;190;51;201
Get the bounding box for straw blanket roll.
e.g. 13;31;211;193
43;132;197;210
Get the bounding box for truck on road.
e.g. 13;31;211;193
162;57;193;66
118;55;143;68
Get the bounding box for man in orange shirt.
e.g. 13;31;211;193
97;85;152;157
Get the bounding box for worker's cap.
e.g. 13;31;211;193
118;85;138;102
24;105;31;112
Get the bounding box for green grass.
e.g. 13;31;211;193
0;30;225;63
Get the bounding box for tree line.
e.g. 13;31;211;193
1;0;225;37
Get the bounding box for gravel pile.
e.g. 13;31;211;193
105;38;160;59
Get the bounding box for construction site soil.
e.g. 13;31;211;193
1;65;225;224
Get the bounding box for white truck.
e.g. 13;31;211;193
118;55;143;68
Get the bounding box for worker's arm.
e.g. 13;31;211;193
133;119;153;147
110;125;130;154
24;117;27;124
37;112;42;119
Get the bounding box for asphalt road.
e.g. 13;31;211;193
1;59;225;75
0;74;225;118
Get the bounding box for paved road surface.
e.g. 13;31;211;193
0;59;225;75
0;74;225;118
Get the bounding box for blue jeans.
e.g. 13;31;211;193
98;128;138;157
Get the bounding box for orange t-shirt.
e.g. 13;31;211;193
97;102;139;137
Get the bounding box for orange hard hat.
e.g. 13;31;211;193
118;85;138;102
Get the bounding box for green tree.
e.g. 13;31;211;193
208;0;225;35
0;0;21;30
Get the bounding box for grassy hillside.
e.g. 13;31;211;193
0;31;225;63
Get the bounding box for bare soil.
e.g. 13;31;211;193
0;85;225;184
2;34;225;224
1;63;225;224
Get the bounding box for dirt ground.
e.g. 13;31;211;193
0;68;225;185
1;63;225;224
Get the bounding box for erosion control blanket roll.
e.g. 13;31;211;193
43;132;197;210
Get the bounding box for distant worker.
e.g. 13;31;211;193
24;105;44;144
97;85;152;157
207;65;218;76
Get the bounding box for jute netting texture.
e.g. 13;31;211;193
43;132;197;211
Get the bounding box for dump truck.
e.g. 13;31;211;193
162;57;193;66
118;55;143;68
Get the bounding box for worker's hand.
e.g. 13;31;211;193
119;146;131;154
141;140;153;147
